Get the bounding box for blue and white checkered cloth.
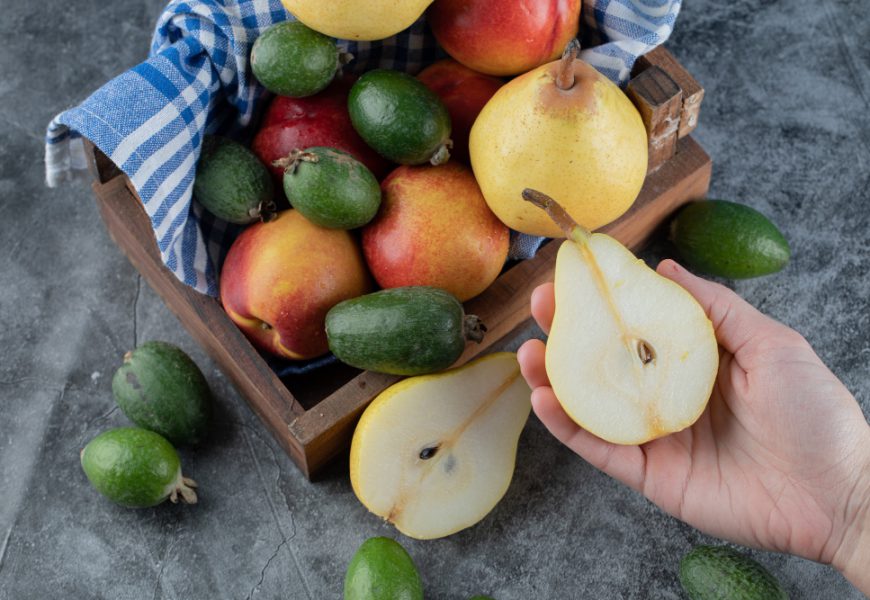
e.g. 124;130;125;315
46;0;681;297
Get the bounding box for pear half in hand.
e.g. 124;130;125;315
350;352;531;540
523;190;719;445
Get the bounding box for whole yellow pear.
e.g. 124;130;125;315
469;52;648;238
281;0;434;41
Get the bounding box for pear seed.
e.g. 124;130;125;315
637;340;656;365
419;444;440;460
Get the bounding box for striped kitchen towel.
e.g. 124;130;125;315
45;0;682;298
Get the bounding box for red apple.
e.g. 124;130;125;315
220;210;372;360
427;0;582;76
362;163;509;302
259;74;355;129
417;59;503;165
252;75;391;183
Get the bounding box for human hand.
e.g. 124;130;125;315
518;259;870;592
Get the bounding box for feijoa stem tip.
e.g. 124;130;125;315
272;149;320;174
463;315;487;344
170;475;199;505
429;140;453;166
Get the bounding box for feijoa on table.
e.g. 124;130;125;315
80;427;197;508
112;341;211;445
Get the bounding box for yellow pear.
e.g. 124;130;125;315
350;352;531;540
281;0;434;41
524;190;718;444
470;44;648;238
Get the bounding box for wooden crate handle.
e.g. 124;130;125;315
633;47;705;138
627;66;682;173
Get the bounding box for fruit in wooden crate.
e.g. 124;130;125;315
523;189;718;445
470;44;648;238
361;163;509;301
350;352;531;539
326;286;485;375
348;70;452;166
80;427;198;508
428;0;581;76
252;75;391;185
670;200;791;279
344;537;424;600
281;0;434;42
416;59;503;165
277;147;381;229
251;21;344;97
220;210;371;360
193;136;275;224
679;546;788;600
112;341;211;445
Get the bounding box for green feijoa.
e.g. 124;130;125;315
80;427;198;508
348;69;452;166
670;200;790;279
326;286;486;376
112;341;211;445
275;147;381;229
251;21;341;97
344;537;423;600
679;545;788;600
193;136;275;224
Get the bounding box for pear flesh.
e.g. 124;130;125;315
350;352;531;540
547;234;719;444
518;188;719;445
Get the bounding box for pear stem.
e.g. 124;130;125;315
521;189;591;243
556;39;581;91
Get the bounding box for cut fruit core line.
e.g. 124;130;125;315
387;368;523;523
576;242;663;430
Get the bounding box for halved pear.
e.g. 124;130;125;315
523;190;719;445
349;352;531;540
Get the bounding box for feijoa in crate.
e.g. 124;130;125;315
80;427;197;508
275;146;381;229
326;286;485;375
112;341;211;445
193;136;275;224
348;69;452;166
670;200;790;279
251;21;344;97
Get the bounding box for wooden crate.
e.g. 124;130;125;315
88;46;711;479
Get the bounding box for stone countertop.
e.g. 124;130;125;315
1;1;868;598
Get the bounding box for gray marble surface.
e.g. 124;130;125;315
1;0;868;598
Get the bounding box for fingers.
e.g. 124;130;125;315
530;282;555;335
517;338;549;389
656;259;779;357
531;386;647;492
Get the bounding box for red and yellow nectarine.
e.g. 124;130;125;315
220;210;371;360
362;163;509;302
428;0;582;76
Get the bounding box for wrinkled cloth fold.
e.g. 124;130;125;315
45;0;681;297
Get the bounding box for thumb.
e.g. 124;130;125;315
656;259;781;357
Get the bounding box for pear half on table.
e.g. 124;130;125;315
350;352;531;540
522;189;719;445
